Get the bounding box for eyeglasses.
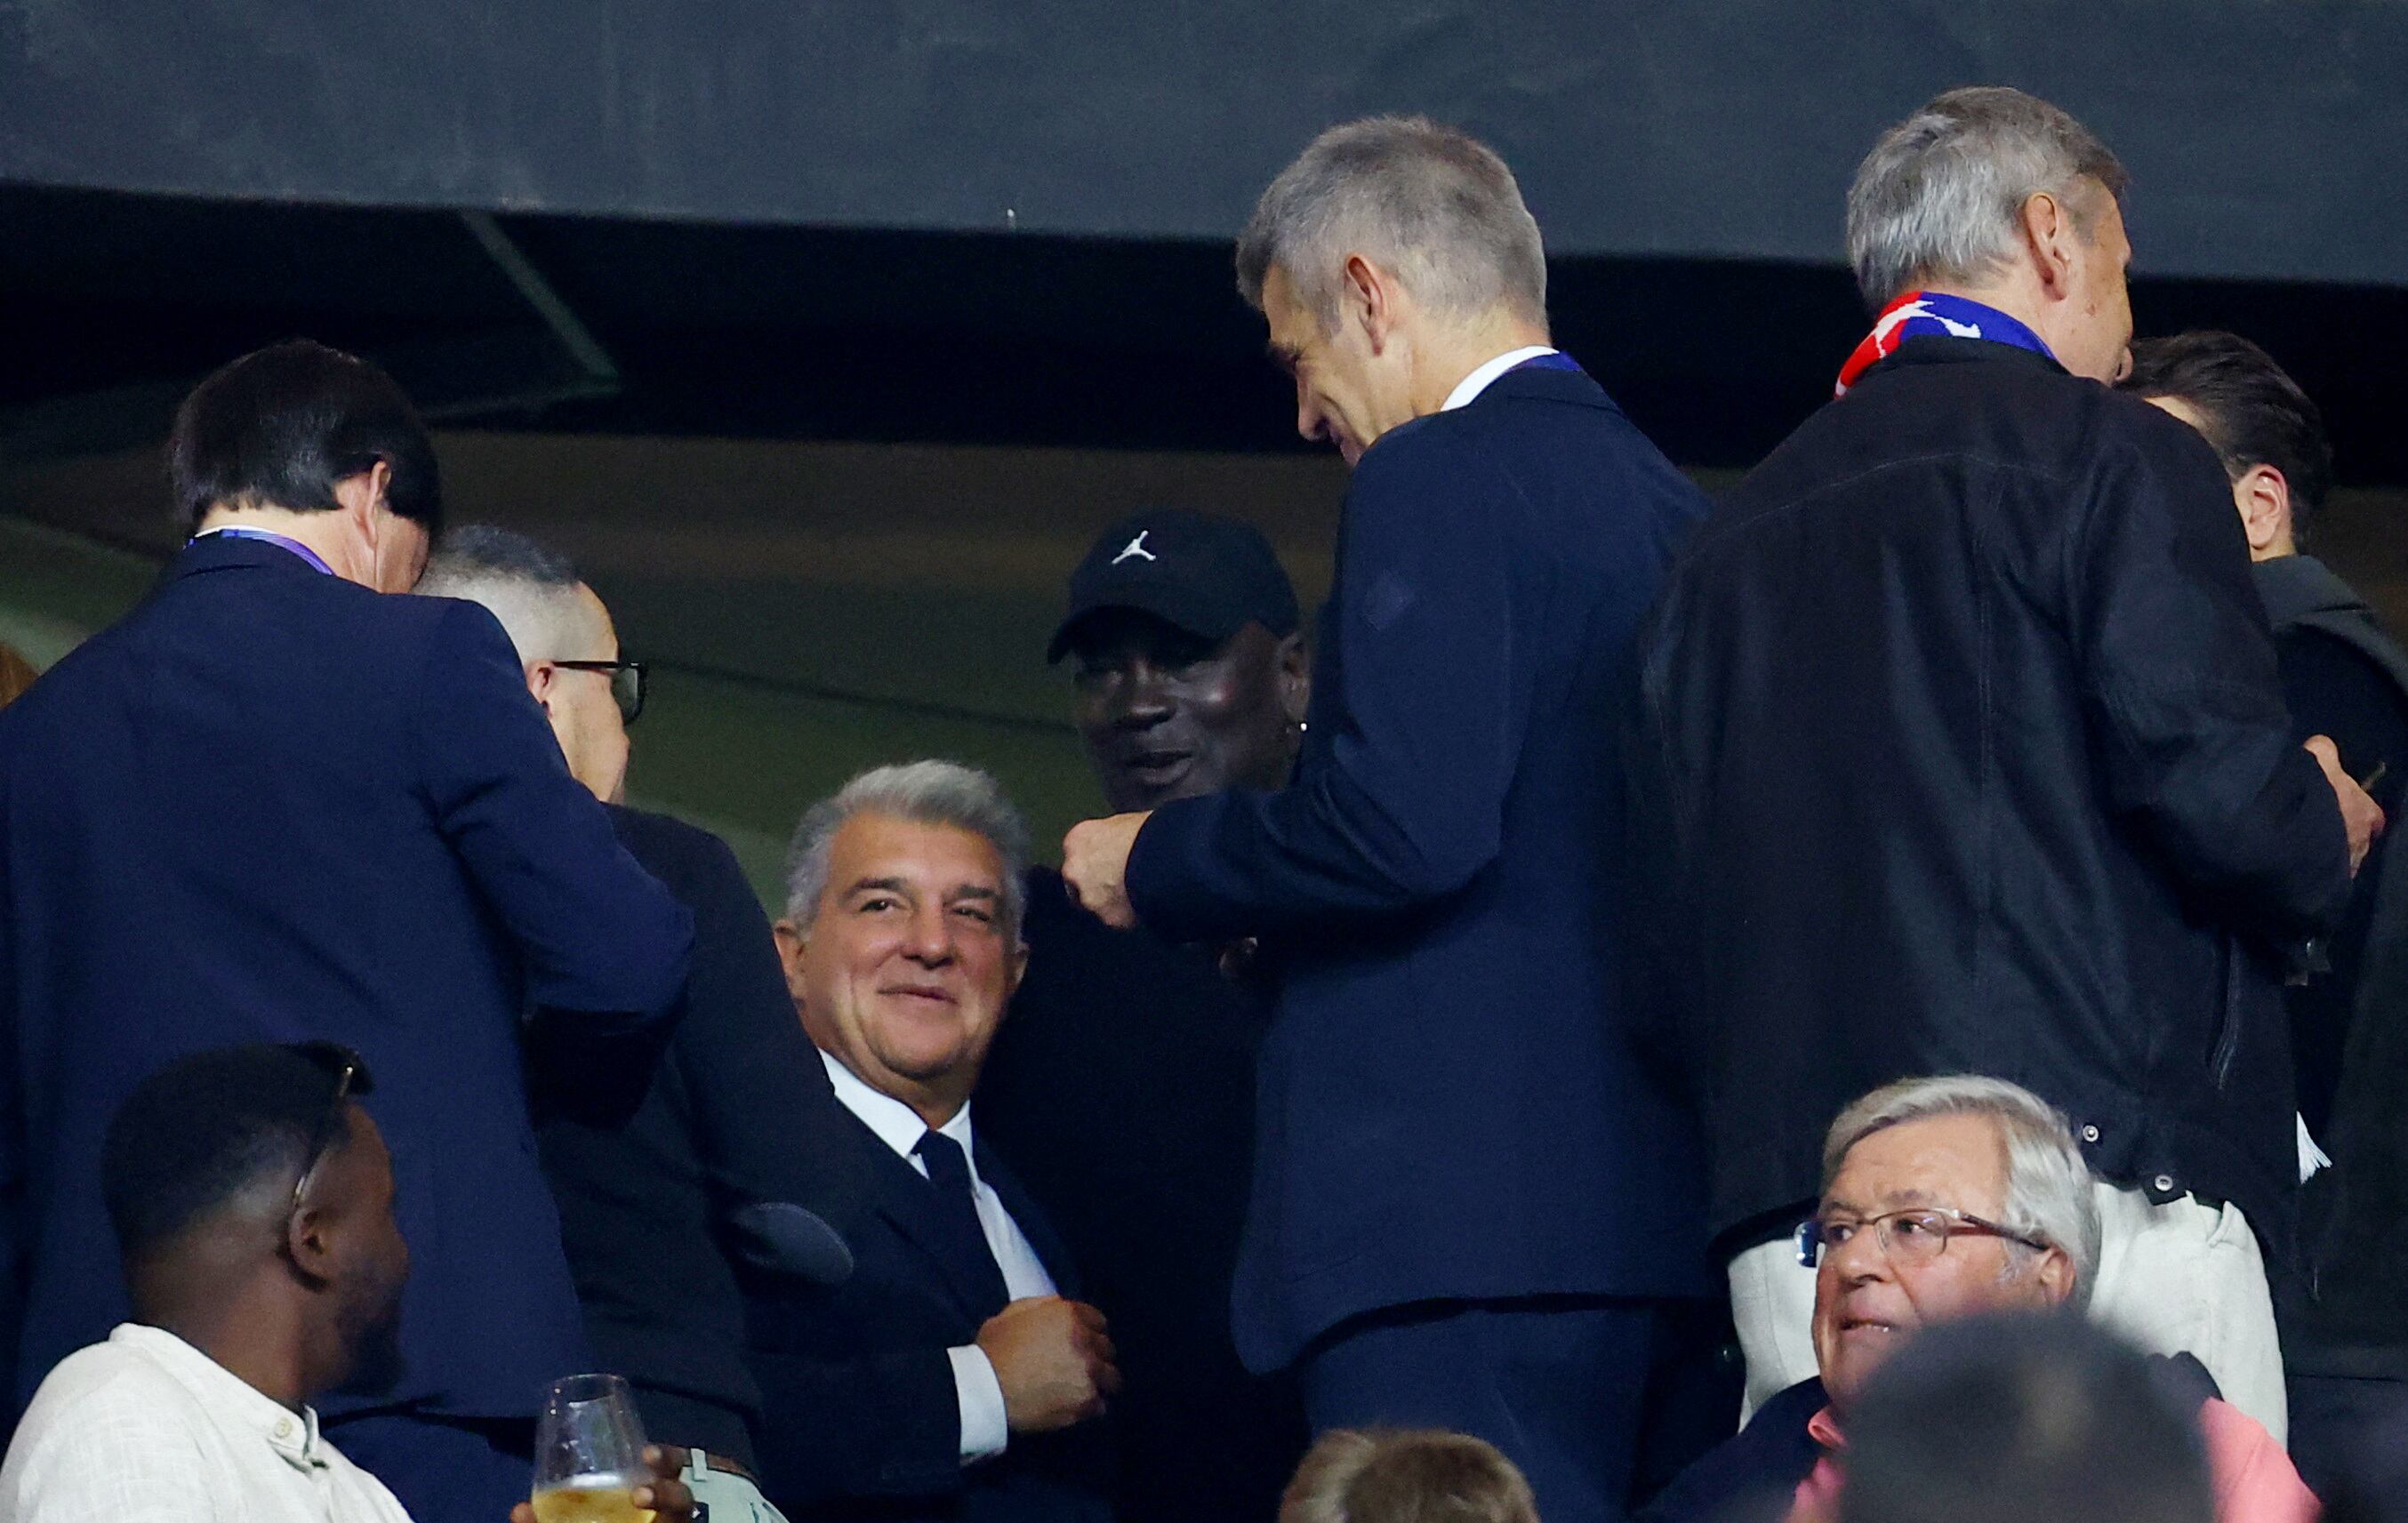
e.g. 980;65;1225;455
551;660;647;725
1794;1206;2055;1269
290;1046;364;1218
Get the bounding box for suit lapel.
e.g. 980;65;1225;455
832;1108;1012;1326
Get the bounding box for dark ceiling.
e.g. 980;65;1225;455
7;181;2408;486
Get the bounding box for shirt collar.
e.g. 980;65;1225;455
191;525;338;577
108;1324;328;1473
817;1048;980;1176
1441;346;1560;412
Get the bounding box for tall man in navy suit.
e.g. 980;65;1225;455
1061;117;1721;1522
0;342;694;1522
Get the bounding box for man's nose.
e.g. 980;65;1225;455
902;903;956;964
1110;662;1175;728
1295;379;1328;445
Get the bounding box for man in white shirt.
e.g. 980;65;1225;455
752;762;1118;1523
0;1042;692;1523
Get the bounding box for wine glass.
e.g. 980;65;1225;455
531;1374;657;1523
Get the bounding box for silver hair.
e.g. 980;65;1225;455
1235;115;1547;329
413;524;596;663
783;761;1031;936
1822;1074;2102;1311
1845;86;2129;309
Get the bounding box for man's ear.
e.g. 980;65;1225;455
2018;190;2079;301
2033;1246;2079;1307
1341;254;1396;354
331;461;394;533
2235;463;2293;555
1275;632;1312;727
771;919;809;1001
285;1201;337;1287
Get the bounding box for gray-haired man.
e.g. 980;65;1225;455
1633;87;2381;1440
1637;1077;2315;1523
1060;116;1722;1522
759;763;1116;1523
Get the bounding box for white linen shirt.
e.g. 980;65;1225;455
0;1323;416;1523
818;1050;1057;1466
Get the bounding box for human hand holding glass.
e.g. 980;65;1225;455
520;1375;689;1523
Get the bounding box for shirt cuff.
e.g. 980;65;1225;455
947;1344;1010;1464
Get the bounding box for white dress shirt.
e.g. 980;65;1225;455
1441;345;1561;411
0;1323;416;1523
818;1050;1057;1465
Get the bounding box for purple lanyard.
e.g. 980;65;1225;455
199;527;335;576
1513;350;1586;377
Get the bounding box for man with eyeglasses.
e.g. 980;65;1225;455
416;525;647;804
418;525;866;1520
1639;1076;2314;1523
0;1042;697;1523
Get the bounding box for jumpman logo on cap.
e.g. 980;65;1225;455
1112;531;1158;565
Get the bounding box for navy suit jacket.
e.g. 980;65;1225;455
0;534;693;1421
742;1083;1112;1523
1126;361;1714;1370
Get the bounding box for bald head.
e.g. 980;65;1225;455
415;525;612;665
416;525;630;801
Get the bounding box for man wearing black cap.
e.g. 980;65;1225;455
978;508;1311;1523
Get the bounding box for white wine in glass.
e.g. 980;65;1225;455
528;1483;656;1523
532;1374;657;1523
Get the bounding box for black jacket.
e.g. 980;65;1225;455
2255;554;2408;1376
1634;337;2351;1257
532;806;867;1468
978;867;1305;1523
742;1088;1113;1523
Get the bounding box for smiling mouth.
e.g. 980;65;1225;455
1840;1318;1901;1335
884;986;957;1006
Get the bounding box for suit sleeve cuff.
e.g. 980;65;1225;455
946;1344;1009;1464
1124;793;1226;940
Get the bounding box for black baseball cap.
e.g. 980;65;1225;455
1047;509;1302;663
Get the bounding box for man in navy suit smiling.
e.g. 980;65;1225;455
751;763;1116;1523
1062;118;1722;1521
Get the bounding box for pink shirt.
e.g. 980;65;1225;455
1787;1398;2317;1523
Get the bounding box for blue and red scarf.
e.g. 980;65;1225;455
1834;290;2054;397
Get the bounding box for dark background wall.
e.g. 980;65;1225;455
5;1;2405;284
7;1;2406;896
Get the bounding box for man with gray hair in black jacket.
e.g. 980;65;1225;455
1633;86;2382;1444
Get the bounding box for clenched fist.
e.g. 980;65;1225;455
975;1295;1121;1433
1062;813;1150;930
